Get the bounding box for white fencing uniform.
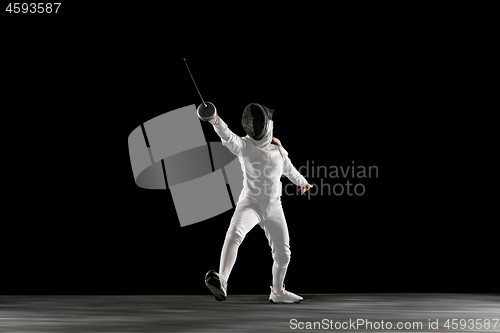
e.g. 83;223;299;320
210;116;308;292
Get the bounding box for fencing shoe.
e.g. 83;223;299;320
205;270;227;301
269;285;303;303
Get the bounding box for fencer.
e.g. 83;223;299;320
204;103;313;304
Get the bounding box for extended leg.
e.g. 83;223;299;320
219;205;260;282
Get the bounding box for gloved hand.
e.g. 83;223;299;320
209;114;220;125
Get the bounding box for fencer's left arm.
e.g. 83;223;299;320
281;148;308;188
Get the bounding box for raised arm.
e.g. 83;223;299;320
209;115;245;156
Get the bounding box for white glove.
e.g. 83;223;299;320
209;114;220;125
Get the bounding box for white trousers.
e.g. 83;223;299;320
219;198;291;292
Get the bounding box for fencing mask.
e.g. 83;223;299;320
241;103;273;140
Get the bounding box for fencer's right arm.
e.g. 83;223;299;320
209;115;245;156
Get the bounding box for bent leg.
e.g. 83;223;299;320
219;205;260;282
260;202;291;292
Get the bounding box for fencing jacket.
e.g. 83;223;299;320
211;116;308;220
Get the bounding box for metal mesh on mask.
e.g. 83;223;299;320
241;103;272;140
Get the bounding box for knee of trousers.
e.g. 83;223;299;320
224;220;247;246
272;246;291;267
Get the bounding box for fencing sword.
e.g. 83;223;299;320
183;58;217;122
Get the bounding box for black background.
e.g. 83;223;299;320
1;4;496;294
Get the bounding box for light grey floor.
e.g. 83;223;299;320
1;294;499;332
